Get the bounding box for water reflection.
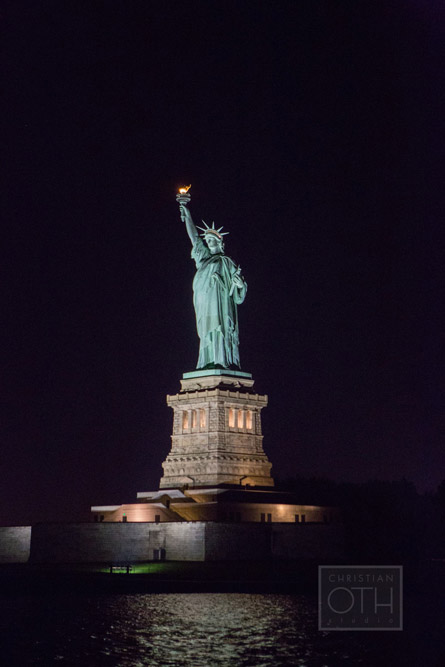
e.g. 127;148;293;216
0;592;415;666
113;594;317;666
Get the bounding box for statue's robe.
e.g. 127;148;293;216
191;237;247;369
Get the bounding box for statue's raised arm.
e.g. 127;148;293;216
179;204;198;245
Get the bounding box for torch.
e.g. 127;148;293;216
176;185;191;220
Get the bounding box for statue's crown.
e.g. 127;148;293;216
196;220;229;240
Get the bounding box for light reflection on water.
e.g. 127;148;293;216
0;592;407;666
101;594;321;667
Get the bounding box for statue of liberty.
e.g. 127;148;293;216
179;203;247;370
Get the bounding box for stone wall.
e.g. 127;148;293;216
0;526;31;563
30;522;205;563
271;523;346;561
205;523;345;561
28;521;345;563
205;522;272;561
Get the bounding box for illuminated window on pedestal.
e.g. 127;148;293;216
182;411;189;430
191;410;197;428
246;410;252;430
228;408;235;428
199;409;206;428
237;410;244;429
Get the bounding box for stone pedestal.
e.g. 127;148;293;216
159;371;274;489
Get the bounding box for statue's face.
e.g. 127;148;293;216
205;234;223;254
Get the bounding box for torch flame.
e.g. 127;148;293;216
178;184;191;194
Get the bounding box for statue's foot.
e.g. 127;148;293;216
200;363;226;371
199;363;241;371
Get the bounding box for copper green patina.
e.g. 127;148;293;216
179;204;247;370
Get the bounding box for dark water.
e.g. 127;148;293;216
0;592;443;666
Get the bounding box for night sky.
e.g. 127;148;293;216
1;1;444;526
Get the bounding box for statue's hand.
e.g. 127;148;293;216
179;204;191;222
232;267;245;288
